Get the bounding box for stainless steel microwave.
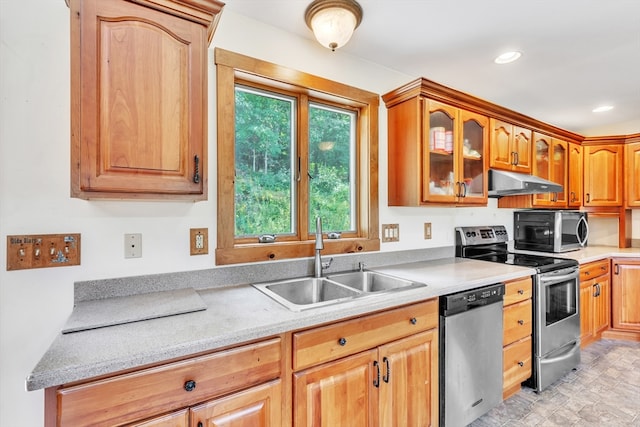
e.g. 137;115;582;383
514;210;589;253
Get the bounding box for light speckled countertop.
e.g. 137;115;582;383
512;245;640;264
26;257;536;391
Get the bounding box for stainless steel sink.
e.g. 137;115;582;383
253;277;361;311
327;271;426;293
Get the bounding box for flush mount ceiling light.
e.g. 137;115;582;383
305;0;363;51
592;105;614;113
494;51;522;64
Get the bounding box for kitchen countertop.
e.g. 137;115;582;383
26;257;535;391
512;245;640;264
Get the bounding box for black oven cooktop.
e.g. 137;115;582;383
455;225;578;273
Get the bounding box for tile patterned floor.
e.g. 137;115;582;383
470;339;640;427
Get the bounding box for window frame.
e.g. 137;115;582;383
215;48;379;265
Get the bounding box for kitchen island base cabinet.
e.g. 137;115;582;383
292;300;439;427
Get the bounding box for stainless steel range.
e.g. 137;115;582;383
455;225;581;393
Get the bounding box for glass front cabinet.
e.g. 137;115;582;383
532;132;568;207
423;101;488;205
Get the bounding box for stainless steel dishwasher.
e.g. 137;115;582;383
439;283;505;427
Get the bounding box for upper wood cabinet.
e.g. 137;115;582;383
532;133;568;207
625;141;640;207
69;0;224;200
583;144;624;206
568;142;583;207
490;119;532;174
386;97;488;206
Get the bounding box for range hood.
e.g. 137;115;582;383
488;169;563;197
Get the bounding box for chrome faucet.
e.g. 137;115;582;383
314;217;332;277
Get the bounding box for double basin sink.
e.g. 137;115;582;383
253;270;427;311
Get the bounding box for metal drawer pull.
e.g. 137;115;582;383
518;361;524;367
518;320;524;325
373;361;380;388
184;380;196;392
338;337;347;346
383;357;390;383
518;289;524;295
410;317;417;325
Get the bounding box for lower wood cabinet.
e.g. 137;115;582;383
292;300;439;426
47;338;282;427
579;259;610;348
502;277;533;399
611;258;640;332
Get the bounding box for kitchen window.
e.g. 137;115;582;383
215;49;379;265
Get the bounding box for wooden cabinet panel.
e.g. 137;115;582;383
593;276;610;336
503;336;532;399
583;144;624;206
611;259;640;331
580;260;611;348
503;299;533;346
293;300;438;371
190;380;282;427
69;0;222;199
378;330;438;427
568;142;583;207
625;141;640;207
580;259;609;282
490;119;532;174
580;280;595;347
56;338;281;426
125;409;189;427
532;134;568;207
293;350;378;427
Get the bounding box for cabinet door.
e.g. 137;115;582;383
378;330;438;427
579;279;595;348
424;101;457;202
568;143;583;207
489;119;514;170
71;0;207;199
593;276;610;335
611;259;640;331
503;336;532;398
512;125;532;174
293;350;378;427
626;141;640;207
458;110;488;204
190;380;282;427
584;145;624;206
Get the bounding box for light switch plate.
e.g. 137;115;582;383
424;222;432;239
381;224;399;242
6;234;81;271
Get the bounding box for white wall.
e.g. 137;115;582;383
0;3;636;426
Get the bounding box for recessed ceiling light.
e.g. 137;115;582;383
592;105;614;113
494;51;522;64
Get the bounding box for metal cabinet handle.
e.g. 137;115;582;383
518;361;524;367
338;337;347;346
518;320;524;325
518;289;524;295
461;182;467;197
410;317;417;325
373;361;380;388
514;151;519;165
586;193;590;203
193;155;200;184
184;380;196;392
383;357;390;383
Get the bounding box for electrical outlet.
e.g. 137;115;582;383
190;228;208;255
381;224;399;242
424;222;432;240
124;233;142;258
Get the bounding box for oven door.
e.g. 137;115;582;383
535;266;580;356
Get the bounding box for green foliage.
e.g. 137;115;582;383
234;86;355;237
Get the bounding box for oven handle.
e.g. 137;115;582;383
576;216;589;247
538;270;578;284
540;340;580;364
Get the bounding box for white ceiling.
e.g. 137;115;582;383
223;0;640;137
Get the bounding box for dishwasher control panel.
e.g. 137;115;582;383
440;283;505;316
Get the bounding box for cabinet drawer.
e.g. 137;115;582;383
57;338;281;427
503;336;532;392
580;259;609;281
503;299;532;346
293;299;438;371
503;277;532;306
